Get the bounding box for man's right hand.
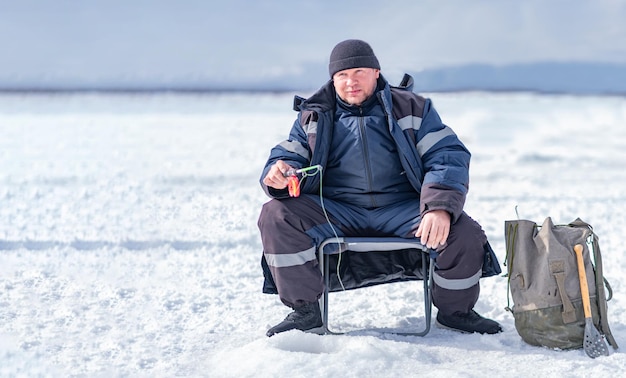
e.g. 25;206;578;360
262;160;295;189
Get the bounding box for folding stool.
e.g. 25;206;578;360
317;237;435;336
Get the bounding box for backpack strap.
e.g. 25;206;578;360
569;219;619;350
549;260;577;323
589;227;619;349
504;222;518;313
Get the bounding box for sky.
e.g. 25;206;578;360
1;0;626;89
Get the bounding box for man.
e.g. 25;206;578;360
258;39;502;337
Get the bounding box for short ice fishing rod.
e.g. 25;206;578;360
282;164;323;197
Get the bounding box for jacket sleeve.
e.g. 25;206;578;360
416;100;470;222
259;115;312;199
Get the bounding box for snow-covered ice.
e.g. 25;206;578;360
1;92;626;377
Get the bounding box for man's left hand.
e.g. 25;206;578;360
415;210;451;249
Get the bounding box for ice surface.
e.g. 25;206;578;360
1;92;626;376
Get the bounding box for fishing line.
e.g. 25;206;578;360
288;165;346;291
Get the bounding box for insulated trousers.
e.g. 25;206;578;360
258;194;488;315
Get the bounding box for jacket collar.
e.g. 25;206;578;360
294;74;403;113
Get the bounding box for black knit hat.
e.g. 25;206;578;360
328;39;380;77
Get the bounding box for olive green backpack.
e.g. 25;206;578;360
504;217;618;351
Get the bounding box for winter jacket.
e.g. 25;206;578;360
260;74;471;222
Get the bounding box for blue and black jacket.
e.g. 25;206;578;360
260;74;471;222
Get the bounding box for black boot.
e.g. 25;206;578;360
436;309;502;334
266;302;323;337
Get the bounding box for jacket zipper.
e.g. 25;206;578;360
358;107;377;207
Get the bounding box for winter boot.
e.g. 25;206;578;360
266;302;323;337
436;309;502;334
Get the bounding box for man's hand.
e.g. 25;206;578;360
262;160;294;190
415;210;451;249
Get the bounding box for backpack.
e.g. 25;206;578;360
504;217;618;350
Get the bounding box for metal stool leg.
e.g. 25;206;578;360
317;237;433;336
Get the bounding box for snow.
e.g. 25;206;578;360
2;92;626;376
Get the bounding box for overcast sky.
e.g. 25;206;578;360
1;0;625;89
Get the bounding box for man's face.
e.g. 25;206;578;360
332;67;380;106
